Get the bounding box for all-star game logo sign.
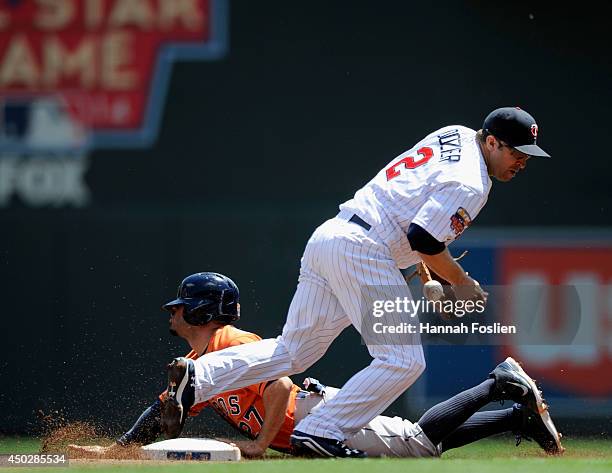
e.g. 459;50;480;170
0;0;227;207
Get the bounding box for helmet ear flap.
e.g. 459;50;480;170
220;284;240;322
182;301;214;326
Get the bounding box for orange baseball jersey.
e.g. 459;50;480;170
163;325;300;452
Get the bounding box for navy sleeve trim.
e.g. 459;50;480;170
407;223;445;255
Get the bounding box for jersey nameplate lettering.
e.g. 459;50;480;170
438;129;462;162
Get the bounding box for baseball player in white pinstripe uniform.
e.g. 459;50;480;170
161;107;551;457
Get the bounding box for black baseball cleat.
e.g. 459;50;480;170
290;431;367;458
489;357;541;411
160;357;195;438
513;403;564;455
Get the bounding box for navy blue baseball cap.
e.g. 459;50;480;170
483;107;550;158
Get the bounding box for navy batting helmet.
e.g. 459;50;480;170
162;272;240;326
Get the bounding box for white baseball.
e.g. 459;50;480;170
423;280;444;301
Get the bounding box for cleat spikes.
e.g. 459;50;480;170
161;357;195;439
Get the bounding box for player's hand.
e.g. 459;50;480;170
231;440;266;458
453;275;488;305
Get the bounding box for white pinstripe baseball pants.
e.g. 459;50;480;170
191;213;425;440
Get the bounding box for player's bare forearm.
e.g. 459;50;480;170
258;377;293;447
406;223;482;300
418;249;487;303
417;249;470;285
245;377;292;457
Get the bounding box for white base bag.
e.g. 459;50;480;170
142;438;241;461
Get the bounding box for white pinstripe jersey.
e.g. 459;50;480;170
339;125;492;269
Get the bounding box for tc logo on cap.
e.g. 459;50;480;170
531;124;539;138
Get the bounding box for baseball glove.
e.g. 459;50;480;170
405;251;467;320
405;250;468;303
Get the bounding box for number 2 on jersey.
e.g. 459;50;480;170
385;147;433;180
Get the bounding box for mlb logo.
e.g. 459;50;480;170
0;97;90;207
0;97;88;152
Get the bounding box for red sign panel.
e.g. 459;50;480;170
499;247;612;397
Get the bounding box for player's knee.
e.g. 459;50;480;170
286;346;322;373
413;356;426;377
401;356;425;374
387;353;426;378
397;357;426;390
412;349;426;374
288;355;314;373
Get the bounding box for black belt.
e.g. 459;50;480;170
348;214;371;231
